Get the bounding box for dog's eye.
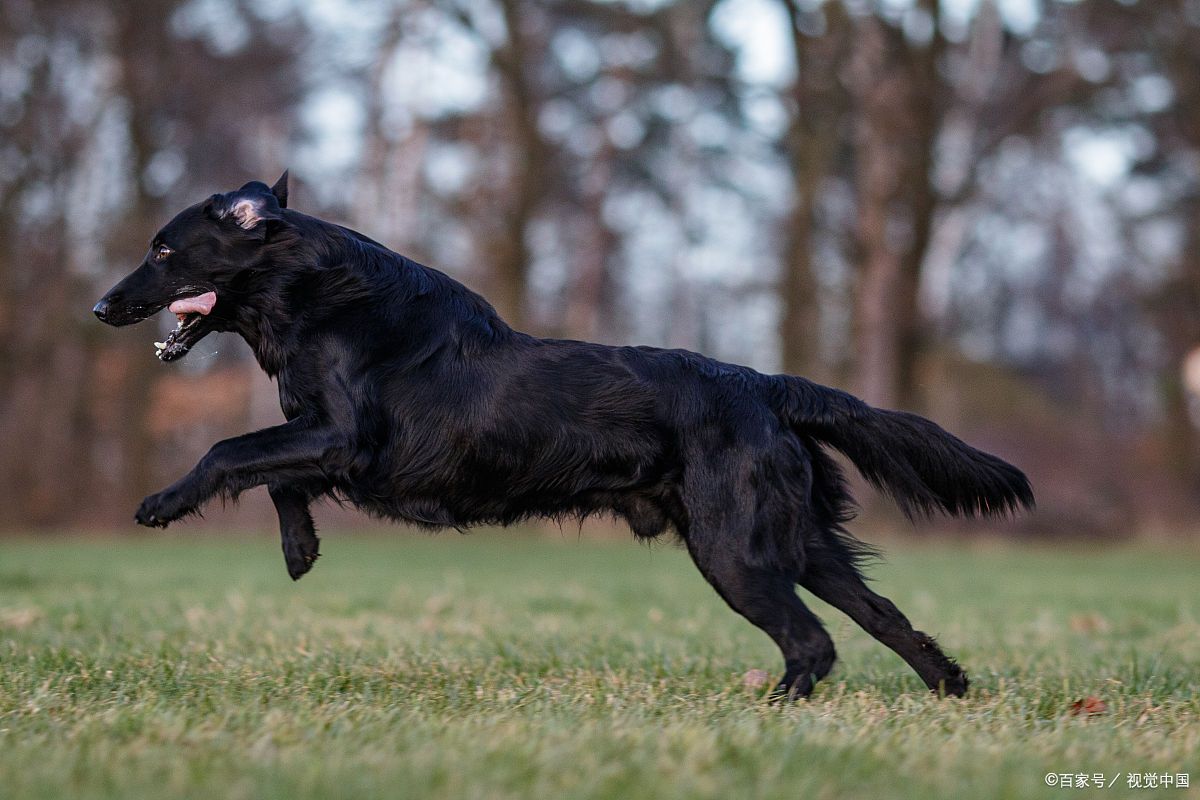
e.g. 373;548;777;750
153;245;173;262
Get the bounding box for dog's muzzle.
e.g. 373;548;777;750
92;299;113;323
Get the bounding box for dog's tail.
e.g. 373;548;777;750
765;375;1034;519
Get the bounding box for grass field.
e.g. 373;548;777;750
0;531;1197;799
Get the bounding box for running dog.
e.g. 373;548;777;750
94;173;1033;698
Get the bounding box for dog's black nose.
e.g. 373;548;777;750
93;299;111;322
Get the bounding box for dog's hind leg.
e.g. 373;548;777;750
686;538;835;699
269;485;320;580
800;551;967;697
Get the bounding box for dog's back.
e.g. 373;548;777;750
302;247;1030;540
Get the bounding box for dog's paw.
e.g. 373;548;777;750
936;672;969;698
767;673;816;703
135;491;192;528
929;666;969;698
282;532;320;580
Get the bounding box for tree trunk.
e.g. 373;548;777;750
854;221;903;409
490;0;549;332
779;161;820;378
894;0;944;410
563;148;618;342
848;19;906;408
776;0;850;380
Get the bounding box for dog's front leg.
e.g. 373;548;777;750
270;484;320;580
135;420;338;528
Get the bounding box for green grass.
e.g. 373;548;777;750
0;532;1197;799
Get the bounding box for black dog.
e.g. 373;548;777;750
94;173;1033;698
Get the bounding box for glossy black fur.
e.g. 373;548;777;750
95;175;1034;698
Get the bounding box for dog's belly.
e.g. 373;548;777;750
340;465;678;537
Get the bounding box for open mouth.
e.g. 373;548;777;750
154;292;217;362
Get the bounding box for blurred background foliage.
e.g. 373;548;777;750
1;0;1199;536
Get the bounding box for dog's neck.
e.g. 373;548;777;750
230;274;297;377
227;219;350;375
228;215;515;376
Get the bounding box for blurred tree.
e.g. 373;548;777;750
774;0;1092;408
537;0;744;343
0;0;299;525
1106;0;1200;485
4;0;1200;531
776;0;851;382
411;0;744;342
0;0;107;523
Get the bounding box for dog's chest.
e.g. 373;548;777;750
274;365;320;421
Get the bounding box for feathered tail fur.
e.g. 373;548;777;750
766;375;1035;519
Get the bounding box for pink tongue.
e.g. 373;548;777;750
168;291;217;316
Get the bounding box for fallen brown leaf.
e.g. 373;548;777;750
742;669;772;690
1069;696;1108;716
0;607;41;630
1068;613;1111;634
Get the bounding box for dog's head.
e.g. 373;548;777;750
93;172;290;361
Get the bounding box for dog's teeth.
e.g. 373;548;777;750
154;341;167;350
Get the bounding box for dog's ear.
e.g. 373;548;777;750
229;197;271;231
208;181;287;240
207;193;281;240
270;170;289;209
